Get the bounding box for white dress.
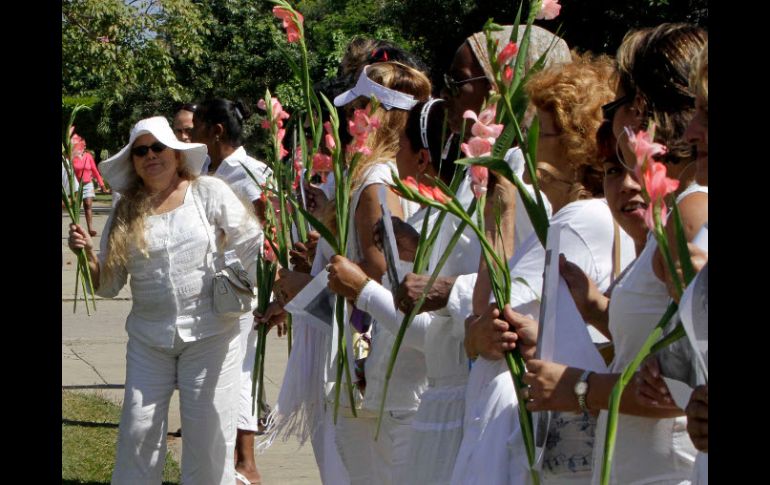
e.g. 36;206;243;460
332;161;427;485
450;198;635;485
353;199;481;484
590;184;707;485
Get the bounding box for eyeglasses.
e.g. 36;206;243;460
443;73;488;97
601;94;633;122
131;141;168;157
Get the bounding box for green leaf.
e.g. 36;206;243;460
527;116;539;173
492;123;517;159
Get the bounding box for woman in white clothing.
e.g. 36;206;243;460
192;97;272;485
517;24;708;485
455;54;634;485
67;116;261;484
326;61;432;485
636;42;709;485
328;98;481;485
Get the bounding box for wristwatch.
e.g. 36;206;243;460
574;369;593;413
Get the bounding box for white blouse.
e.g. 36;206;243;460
96;176;261;348
207;146;272;204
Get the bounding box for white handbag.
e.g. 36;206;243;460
192;185;256;317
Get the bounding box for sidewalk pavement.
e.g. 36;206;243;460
62;211;321;484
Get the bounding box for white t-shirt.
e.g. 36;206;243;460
207;146;272;205
450;198;635;485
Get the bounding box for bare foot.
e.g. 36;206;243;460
89;230;97;237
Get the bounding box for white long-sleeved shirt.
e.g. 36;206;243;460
97;176;261;348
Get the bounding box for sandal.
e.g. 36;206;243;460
235;470;261;485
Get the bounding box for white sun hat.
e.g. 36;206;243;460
333;64;419;111
99;116;208;192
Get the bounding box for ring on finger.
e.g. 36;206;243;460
521;386;531;401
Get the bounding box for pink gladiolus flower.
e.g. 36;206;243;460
639;161;680;230
461;136;493;158
347;106;380;155
273;6;304;43
625;126;668;170
258;98;290;128
402;176;419;193
464;105;504;139
418;183;436;201
503;66;514;86
311;153;332;182
470;165;489;199
264;239;277;262
536;0;561;20
324;121;336;150
498;42;519;66
260;120;271;130
432;187;450;204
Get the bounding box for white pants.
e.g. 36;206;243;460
311;404;351;484
334;410;415;485
112;327;240;485
238;313;259;431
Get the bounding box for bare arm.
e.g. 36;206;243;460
354;183;404;282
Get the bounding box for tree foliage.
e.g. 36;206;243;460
62;0;707;156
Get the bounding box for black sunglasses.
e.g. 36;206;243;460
131;141;168;157
601;94;633;122
444;73;488;97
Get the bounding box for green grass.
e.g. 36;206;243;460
62;390;181;484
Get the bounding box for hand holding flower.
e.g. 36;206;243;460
464;303;519;360
326;255;370;303
634;356;676;408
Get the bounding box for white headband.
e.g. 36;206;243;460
333;65;419;111
419;98;443;153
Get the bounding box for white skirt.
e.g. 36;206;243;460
405;382;466;485
82;181;95;199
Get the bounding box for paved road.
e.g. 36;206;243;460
62;210;321;484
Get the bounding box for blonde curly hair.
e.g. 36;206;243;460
525;52;616;199
102;155;196;281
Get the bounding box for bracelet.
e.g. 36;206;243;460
352;277;372;304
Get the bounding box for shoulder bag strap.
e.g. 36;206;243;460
190;181;218;269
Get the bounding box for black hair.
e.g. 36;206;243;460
194;98;252;146
172;102;198;116
404;100;455;184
